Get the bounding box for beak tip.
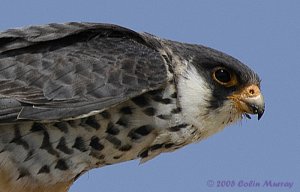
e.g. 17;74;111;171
257;107;265;120
242;94;265;121
258;113;263;120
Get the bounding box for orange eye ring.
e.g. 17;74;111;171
212;67;238;87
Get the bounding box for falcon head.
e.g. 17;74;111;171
167;42;265;137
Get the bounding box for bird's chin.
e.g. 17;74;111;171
228;102;252;121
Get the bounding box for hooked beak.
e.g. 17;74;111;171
228;84;265;120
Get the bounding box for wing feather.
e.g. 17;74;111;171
0;22;167;122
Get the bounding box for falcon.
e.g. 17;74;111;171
0;22;264;192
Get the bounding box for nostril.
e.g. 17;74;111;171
249;89;255;95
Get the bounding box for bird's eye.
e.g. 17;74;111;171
212;67;237;87
214;68;231;83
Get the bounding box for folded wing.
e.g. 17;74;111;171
0;22;167;122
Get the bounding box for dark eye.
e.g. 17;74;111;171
214;68;231;83
212;67;237;87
